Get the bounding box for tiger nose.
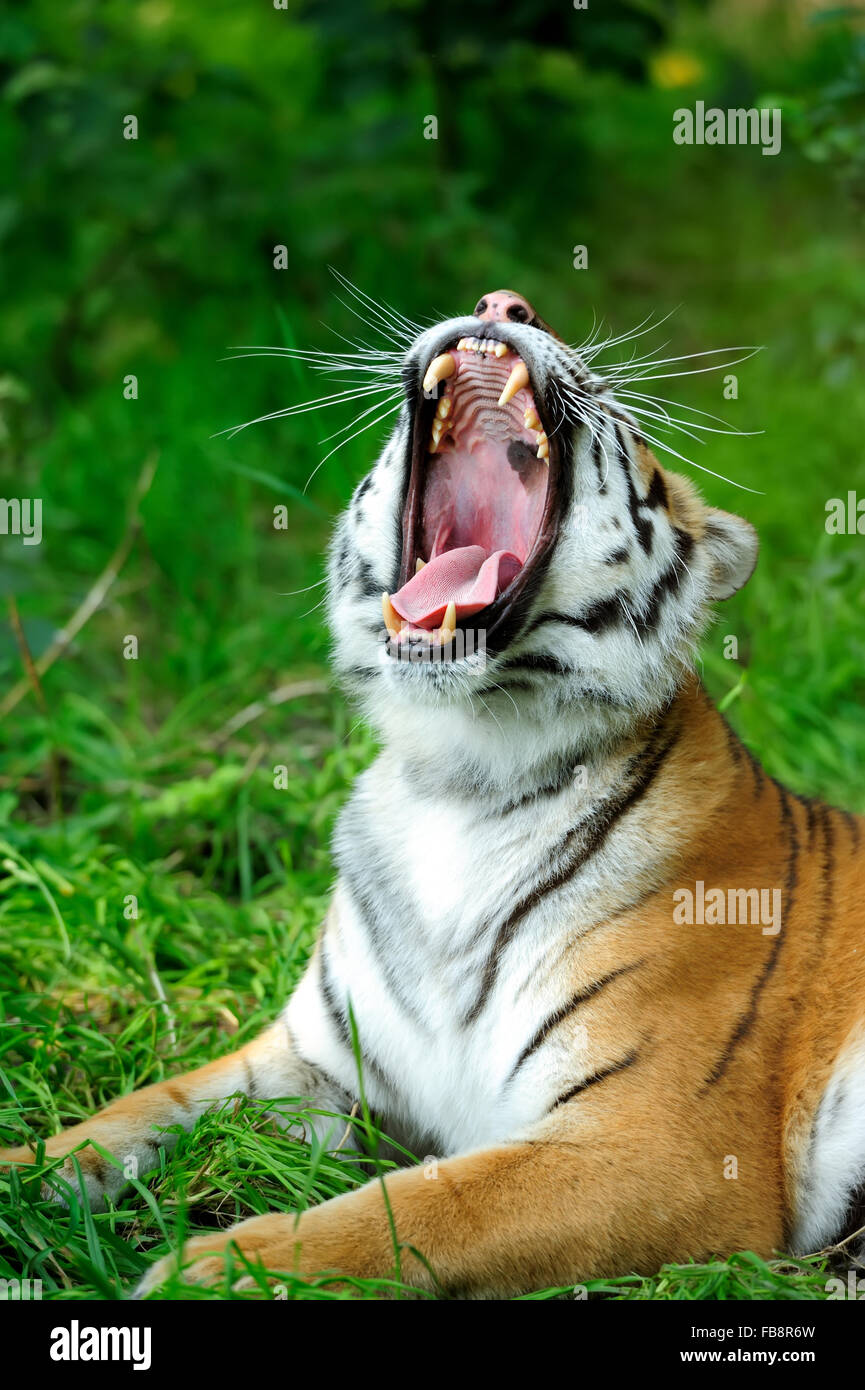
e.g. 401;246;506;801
473;290;535;325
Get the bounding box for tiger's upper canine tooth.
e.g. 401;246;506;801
382;592;401;636
422;353;457;393
498;361;529;406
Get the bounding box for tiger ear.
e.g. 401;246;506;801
702;508;759;600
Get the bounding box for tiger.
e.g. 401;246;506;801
3;286;864;1300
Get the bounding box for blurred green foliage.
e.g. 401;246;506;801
0;0;862;796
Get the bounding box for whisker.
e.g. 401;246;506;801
315;388;402;443
606;347;763;384
328;267;421;338
217;384;397;440
276;578;327;596
622;423;763;494
483;680;521;719
616;389;758;433
619;403;760;447
579;306;681;361
304;398;404;492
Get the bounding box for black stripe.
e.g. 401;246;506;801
242;1057;258;1100
319;941;353;1054
484;678;535;696
497;746;593;815
834;1172;865;1247
700;781;799;1091
605;545;630;565
552;1047;640;1109
499;652;575;677
631;529;694;637
318;939;396;1097
462;715;680;1026
342;866;430;1030
291;1034;355;1110
508;960;645;1083
615;423;653;554
645;468;669;511
822;803;837;905
840;808;862;850
525;528;691;644
608;408;648;452
524;596;626;639
591;433;607;492
721;718;744;767
721;716;765;798
354;558;383;599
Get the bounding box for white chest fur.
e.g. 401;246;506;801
285;750;630;1156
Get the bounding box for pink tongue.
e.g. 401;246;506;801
390;545;521;630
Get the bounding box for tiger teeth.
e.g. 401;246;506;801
537;434;549;460
382;592;401;637
416;557;426;574
498;361;529;406
437;600;456;645
524;405;540;431
422;353;457;393
436;397;451;419
455;337;507;356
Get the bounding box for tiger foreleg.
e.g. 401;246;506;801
0;1020;346;1211
135;1119;775;1299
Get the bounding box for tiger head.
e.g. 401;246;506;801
326;288;758;787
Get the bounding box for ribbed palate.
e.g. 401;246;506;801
384;337;551;642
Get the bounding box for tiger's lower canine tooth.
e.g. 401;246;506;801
422;353;457;393
498;361;529;406
416;557;426;574
437;600;456;644
382;592;400;636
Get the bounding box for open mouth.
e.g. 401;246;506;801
383;334;563;657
